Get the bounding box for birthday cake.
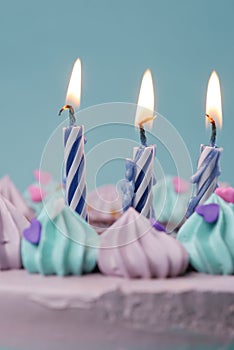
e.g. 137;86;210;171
0;67;233;349
0;142;232;346
0;173;233;349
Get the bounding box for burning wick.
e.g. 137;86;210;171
138;116;156;147
58;104;76;127
205;114;216;147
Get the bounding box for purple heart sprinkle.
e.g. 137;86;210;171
150;218;166;232
195;203;220;223
23;219;41;245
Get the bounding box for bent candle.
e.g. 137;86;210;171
122;69;156;218
186;71;223;218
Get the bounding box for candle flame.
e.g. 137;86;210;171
135;69;155;128
206;71;222;129
66;58;81;109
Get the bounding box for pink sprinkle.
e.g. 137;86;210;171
215;187;234;204
172;177;190;194
34;169;52;185
28;185;46;202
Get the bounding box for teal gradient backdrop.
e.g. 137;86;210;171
0;0;233;190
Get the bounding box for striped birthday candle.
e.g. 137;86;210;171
122;68;157;218
59;58;88;221
186;71;223;218
63;123;88;221
122;146;156;218
186;144;222;218
131;145;155;218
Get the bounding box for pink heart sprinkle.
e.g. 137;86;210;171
34;169;52;185
172;177;190;194
215;187;234;204
28;185;46;202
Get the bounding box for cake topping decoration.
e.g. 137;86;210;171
23;219;41;245
22;195;99;276
34;169;52;185
150;218;166;232
0;195;29;270
98;207;189;278
0;175;34;220
215;187;234;204
177;193;234;275
195;203;220;223
172;176;190;194
152;175;191;232
28;185;46;202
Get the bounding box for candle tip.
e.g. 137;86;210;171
138;115;155;147
139;125;147;147
205;114;216;147
58;105;76;126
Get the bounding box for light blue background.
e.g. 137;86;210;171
0;0;233;191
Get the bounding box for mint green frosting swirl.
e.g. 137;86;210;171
152;176;190;230
177;193;234;274
21;196;99;276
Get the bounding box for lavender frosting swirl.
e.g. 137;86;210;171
98;207;188;278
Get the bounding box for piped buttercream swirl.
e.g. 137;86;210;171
98;207;188;278
0;195;29;270
152;176;191;231
21;195;99;276
177;193;234;274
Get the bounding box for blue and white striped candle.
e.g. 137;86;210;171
63;123;88;220
122;146;156;218
132;145;155;218
59;58;88;221
186;71;223;218
122;69;156;218
186;144;222;218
